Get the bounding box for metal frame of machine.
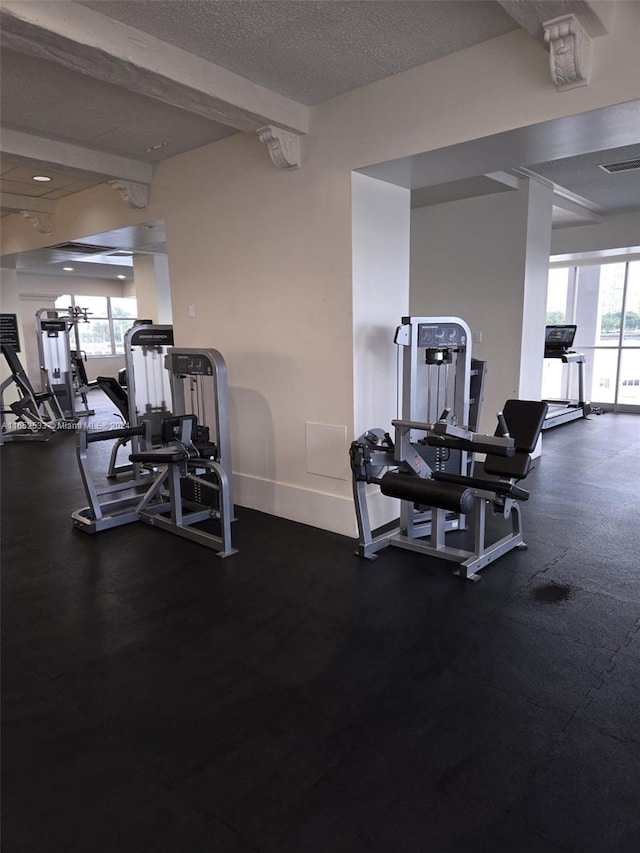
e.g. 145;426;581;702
350;316;547;580
0;342;69;443
72;345;237;558
36;306;94;419
102;322;175;478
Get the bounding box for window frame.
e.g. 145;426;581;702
546;255;640;412
55;294;137;357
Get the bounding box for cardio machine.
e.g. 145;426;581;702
541;324;591;429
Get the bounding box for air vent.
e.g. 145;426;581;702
110;251;133;257
51;242;111;255
598;158;640;174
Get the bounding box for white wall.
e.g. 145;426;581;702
132;254;173;324
410;183;554;432
352;172;410;530
551;211;640;257
352;172;410;436
1;3;638;534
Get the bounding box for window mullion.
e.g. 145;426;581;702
107;297;116;356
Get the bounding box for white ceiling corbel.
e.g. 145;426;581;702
109;180;149;209
257;126;301;170
543;14;592;91
496;1;613;37
497;1;612;91
20;210;55;233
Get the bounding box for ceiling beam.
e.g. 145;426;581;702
1;192;55;214
514;166;605;222
0;0;309;136
1;129;153;184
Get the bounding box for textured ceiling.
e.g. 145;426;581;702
80;0;519;105
530;144;640;213
0;48;236;163
1;0;637;273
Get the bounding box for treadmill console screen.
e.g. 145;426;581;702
545;325;577;351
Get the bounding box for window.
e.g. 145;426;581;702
55;294;137;356
545;258;640;409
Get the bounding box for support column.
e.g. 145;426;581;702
520;178;555;402
352;171;411;529
132;254;173;325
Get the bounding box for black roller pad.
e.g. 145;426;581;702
380;471;475;514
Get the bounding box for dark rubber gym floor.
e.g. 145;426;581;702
2;395;639;852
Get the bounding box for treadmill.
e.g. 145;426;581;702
541;324;591;430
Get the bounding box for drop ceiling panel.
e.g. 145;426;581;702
80;0;518;105
0;161;103;194
0;49;237;162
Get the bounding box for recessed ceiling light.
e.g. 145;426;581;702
116;274;127;280
32;175;52;182
63;266;74;271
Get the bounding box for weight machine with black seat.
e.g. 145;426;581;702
0;343;70;443
72;346;236;557
92;323;174;478
36;306;94;418
124;322;174;443
350;316;547;580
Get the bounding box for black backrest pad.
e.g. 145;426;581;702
1;344;38;397
1;343;23;376
96;376;129;420
71;351;89;386
499;400;549;452
484;399;548;479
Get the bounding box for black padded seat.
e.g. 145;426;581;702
483;399;548;480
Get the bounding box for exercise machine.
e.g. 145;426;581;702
168;348;234;510
72;346;236;557
130;348;236;555
71;322;175;524
1;343;69;442
71;420;154;532
541;324;591;430
352;315;483;561
350;316;547;580
36;306;94;418
124;322;174;445
96;323;174;478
